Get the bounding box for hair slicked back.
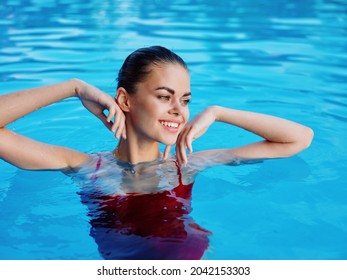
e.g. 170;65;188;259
117;46;187;94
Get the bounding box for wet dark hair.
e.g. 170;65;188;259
117;46;188;94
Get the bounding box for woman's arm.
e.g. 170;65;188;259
173;105;314;165
0;79;125;170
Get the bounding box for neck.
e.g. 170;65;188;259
115;138;161;165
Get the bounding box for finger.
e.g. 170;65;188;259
163;145;172;160
112;115;121;137
176;129;187;165
177;142;187;165
100;115;113;131
96;110;111;128
180;126;195;164
186;132;194;154
175;144;182;165
122;126;127;140
111;108;124;135
106;105;116;124
175;132;184;165
181;141;188;165
176;132;188;165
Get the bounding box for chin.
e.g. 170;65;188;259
161;140;176;146
159;136;178;146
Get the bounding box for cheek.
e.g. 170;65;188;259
129;106;162;130
131;100;154;119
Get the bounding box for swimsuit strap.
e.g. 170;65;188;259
173;160;193;199
91;153;102;182
174;160;184;186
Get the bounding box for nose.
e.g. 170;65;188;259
168;97;182;116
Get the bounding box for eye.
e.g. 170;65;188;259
181;99;191;105
158;95;170;101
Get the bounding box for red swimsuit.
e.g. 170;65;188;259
81;155;211;260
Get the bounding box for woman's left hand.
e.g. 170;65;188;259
76;80;127;139
167;106;217;165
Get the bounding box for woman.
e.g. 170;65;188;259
0;46;313;259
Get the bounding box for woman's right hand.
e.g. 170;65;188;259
75;79;126;139
174;106;217;165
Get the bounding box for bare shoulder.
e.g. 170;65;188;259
58;146;90;170
186;149;245;171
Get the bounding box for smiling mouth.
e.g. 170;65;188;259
159;121;180;133
160;121;179;128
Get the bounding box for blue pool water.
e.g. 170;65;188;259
1;0;347;260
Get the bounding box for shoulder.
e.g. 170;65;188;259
184;149;255;172
63;151;105;176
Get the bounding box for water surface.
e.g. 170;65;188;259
0;0;347;259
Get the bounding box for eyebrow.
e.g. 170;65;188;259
155;86;191;96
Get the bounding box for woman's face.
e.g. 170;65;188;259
127;63;191;145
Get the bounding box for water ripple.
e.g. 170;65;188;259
1;0;347;260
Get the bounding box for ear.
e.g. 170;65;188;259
116;87;131;112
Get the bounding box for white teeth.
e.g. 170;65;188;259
161;121;178;128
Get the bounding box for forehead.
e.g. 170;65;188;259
144;63;190;87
